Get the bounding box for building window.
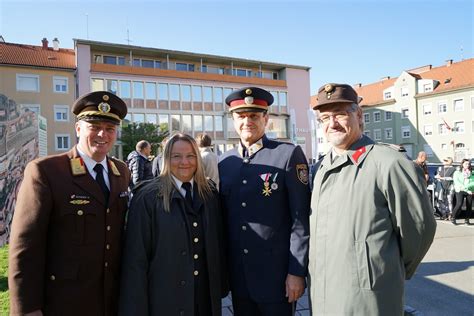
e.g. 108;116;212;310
155;61;162;69
215;116;223;131
104;55;118;65
204;115;213;131
223;88;232;100
17;74;40;92
441;143;447;150
146;114;157;124
472;120;474;133
159;83;168;100
384;111;392;121
91;78;104;91
453;99;464;112
53;76;68;93
279;92;288;107
120;81;131;98
401;87;409;97
373;111;381;122
374;129;381;140
233;68;251;77
181;85;191;102
133;59;141;67
454;121;465;133
384;128;393;140
171;115;180;131
424;125;433;136
107;80;118;95
54;105;69;122
438;102;447;113
159;114;169;131
141;60;154;68
363;113;370;124
384;91;392;99
145;82;157;100
214;87;223;104
402;126;411;138
55;134;70;151
363;130;370;137
182;115;192;133
133;82;144;99
203;87;213;103
176;63;195;72
133;113;145;124
169;84;180;101
317;137;324;144
423;104;432;115
439;123;449;135
401;108;409;119
192;86;202;102
20;104;40;116
423;83;432;92
194;115;203;131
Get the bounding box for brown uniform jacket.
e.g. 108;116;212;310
8;146;130;316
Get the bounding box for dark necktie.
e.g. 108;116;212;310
94;163;109;202
182;182;193;209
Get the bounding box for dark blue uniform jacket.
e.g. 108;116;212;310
219;135;310;303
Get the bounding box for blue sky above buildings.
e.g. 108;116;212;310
1;0;472;94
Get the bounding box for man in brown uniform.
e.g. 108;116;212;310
9;91;131;316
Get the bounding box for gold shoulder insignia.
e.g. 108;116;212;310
109;160;121;176
296;164;309;185
70;158;87;176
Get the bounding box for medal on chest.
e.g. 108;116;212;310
259;172;278;196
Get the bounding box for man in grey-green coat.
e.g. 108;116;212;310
308;83;436;315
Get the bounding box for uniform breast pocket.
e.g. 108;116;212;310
60;208;97;245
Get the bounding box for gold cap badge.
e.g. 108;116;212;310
103;94;109;101
245;88;252;95
98;102;111;113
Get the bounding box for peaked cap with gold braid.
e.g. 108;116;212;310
72;91;127;125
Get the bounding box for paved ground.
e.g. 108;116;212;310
222;219;474;315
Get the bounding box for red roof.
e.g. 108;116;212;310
310;58;474;108
0;42;75;69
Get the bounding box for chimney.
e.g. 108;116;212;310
381;76;390;81
353;83;362;88
446;59;453;67
41;37;48;49
52;38;60;51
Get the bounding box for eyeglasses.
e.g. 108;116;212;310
171;154;197;162
317;108;356;124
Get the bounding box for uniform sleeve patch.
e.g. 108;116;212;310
296;164;309;185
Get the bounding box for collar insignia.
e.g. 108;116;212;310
70;158;87;176
351;146;366;163
109;160;121;176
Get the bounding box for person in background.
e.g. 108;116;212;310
451;158;474;225
119;133;227;315
219;87;310;316
127;140;153;188
196;133;219;187
152;136;168;178
414;151;429;183
9;91;130;315
435;157;456;220
308;83;436;315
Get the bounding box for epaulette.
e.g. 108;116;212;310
377;142;407;152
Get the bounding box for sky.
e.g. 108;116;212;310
1;0;472;94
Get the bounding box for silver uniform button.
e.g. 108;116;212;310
243;158;250;163
194;254;198;259
194;270;199;276
242;180;247;184
193;222;198;227
194;237;199;243
243;249;249;254
241;202;246;207
242;225;247;231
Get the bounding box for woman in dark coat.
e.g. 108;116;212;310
119;133;228;316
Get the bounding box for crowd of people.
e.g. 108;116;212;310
7;84;452;315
